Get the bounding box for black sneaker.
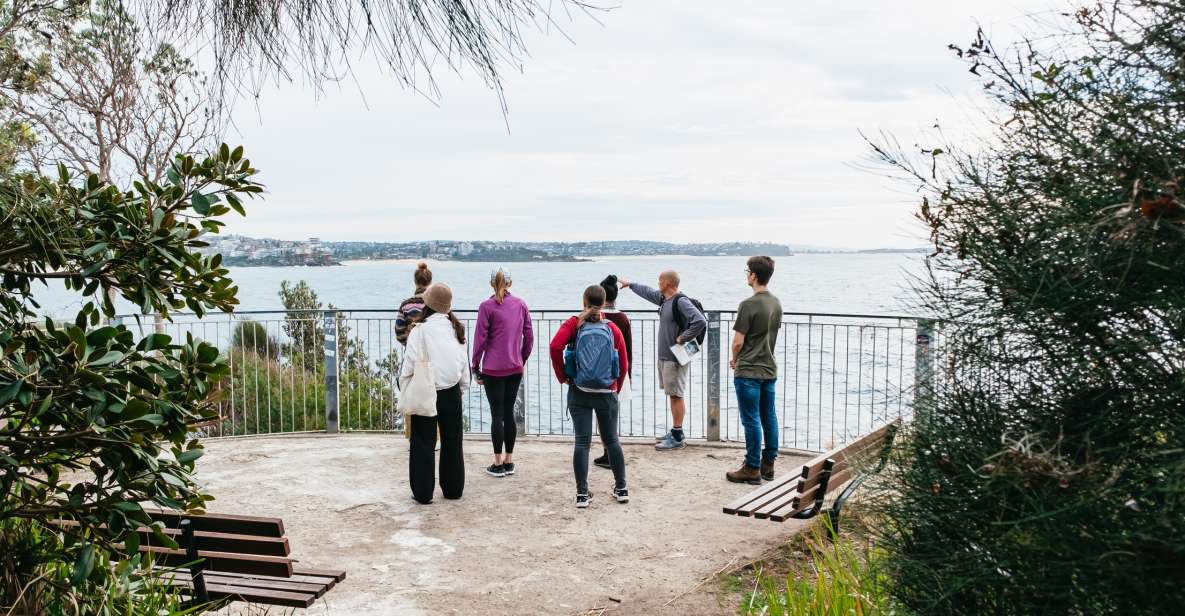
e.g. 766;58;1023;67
575;492;592;508
593;453;611;469
613;487;629;503
502;462;515;476
485;464;506;477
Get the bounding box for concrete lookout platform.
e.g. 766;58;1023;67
198;434;810;615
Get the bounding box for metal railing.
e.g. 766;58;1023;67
116;309;934;452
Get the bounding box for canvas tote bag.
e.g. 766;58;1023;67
398;327;438;419
617;375;632;404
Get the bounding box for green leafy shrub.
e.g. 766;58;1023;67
212;350;401;435
0;518;205;615
231;319;279;360
0;145;263;611
869;1;1185;612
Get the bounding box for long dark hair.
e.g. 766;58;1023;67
422;307;466;344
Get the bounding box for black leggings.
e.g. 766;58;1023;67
409;384;465;504
482;373;523;455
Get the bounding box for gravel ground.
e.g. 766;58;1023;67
198;434;809;615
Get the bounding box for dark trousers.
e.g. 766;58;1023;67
568;389;626;494
409;384;465;504
482;373;523;455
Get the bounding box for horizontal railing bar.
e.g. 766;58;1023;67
128;307;924;450
117;308;924;321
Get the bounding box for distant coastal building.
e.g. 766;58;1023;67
200;236;807;267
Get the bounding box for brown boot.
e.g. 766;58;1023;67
761;460;775;481
726;464;762;485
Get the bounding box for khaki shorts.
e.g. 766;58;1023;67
657;360;689;398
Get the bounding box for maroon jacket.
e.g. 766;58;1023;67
602;310;633;375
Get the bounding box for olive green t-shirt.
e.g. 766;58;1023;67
734;291;782;380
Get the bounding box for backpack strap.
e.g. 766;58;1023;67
668;292;690;334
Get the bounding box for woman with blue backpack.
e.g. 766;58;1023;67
548;285;631;508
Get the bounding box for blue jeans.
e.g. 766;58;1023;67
735;378;778;469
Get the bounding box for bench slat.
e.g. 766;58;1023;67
158;575;317;608
142;546;293;578
205;582;316;608
205;569;343;588
138;527;289;557
764;481;832;522
167;570;332;598
722;472;802;515
754;461;838;520
294;567;348;583
737;479;805;518
767;467;857;522
800;435;889;492
181;529;290;557
798;421;898;481
145;509;285;538
48;520;290;558
752;474;823;519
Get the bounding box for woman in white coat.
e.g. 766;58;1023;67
400;283;470;504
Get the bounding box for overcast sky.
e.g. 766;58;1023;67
224;0;1056;250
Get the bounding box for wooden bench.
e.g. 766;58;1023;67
57;509;345;609
722;419;900;536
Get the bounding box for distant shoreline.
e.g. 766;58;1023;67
230;251;929;268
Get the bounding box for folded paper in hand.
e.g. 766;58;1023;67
670;340;701;366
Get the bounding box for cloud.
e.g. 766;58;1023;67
225;0;1058;249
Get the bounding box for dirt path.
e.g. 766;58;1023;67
199;434;807;615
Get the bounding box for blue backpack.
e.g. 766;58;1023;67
564;321;620;390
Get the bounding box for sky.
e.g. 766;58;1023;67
223;0;1058;250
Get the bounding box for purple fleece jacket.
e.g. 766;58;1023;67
471;292;534;377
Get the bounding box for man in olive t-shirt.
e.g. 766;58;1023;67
726;256;783;485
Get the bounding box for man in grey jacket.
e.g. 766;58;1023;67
618;270;706;450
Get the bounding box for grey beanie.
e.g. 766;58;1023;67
422;283;453;314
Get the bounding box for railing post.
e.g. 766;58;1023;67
914;319;936;420
706;311;722;441
323;310;339;434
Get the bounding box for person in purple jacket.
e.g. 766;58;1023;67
471;268;534;477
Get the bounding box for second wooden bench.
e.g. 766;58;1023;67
722;419;900;535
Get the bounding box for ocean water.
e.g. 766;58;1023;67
33;253;926;318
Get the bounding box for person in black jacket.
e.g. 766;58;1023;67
594;275;632;469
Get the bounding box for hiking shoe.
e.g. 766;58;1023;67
654;430;671;442
502;463;515;476
613;487;630;503
485;464;506;477
726;464;762;485
575;492;592;509
655;433;686;451
593;453;611;469
761;460;775;481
